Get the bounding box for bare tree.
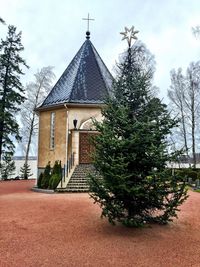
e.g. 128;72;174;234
168;68;190;160
168;63;200;168
20;66;55;179
0;17;5;25
192;25;200;39
184;62;200;167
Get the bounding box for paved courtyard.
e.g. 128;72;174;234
0;180;200;267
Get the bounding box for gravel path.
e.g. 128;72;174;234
0;180;200;267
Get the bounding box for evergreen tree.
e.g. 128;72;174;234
37;172;43;188
51;160;62;176
89;41;188;227
41;162;51;189
0;152;15;180
0;25;28;162
19;163;33;179
49;160;62;189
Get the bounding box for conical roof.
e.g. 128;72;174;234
40;36;113;108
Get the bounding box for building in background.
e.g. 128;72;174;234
35;30;113;190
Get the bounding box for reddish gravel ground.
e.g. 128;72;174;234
0;180;200;267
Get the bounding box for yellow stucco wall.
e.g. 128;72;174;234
38;108;67;168
37;105;102;169
67;106;102;130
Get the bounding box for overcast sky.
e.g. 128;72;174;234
1;0;200;101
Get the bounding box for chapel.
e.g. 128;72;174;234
36;30;113;191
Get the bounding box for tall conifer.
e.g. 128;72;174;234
0;25;28;162
89;41;188;227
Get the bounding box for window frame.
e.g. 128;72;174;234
50;112;55;150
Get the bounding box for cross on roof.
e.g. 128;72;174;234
82;13;95;32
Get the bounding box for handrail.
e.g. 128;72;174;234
60;152;75;187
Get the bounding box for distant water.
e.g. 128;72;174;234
12;159;37;179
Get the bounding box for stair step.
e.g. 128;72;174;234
70;178;88;183
62;189;89;192
57;164;96;193
56;188;89;193
68;182;88;186
67;187;89;190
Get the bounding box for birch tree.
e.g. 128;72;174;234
20;66;55;179
184;62;200;167
168;63;200;167
0;18;5;25
168;68;190;160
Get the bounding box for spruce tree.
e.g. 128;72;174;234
19;163;33;179
89;41;188;227
0;25;28;162
0;152;15;180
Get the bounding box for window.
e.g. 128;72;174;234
50;112;55;150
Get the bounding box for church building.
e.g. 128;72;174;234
36;30;113;190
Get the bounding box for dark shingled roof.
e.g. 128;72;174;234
40;38;113;108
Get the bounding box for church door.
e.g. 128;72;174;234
79;132;96;164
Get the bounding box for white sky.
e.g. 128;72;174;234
1;0;200;101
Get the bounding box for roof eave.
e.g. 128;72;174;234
35;102;106;112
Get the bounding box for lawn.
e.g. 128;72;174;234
0;180;200;267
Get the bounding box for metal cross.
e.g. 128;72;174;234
82;13;95;32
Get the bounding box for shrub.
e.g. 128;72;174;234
37;172;43;188
41;162;51;189
52;160;62;177
39;161;62;190
187;170;198;181
49;174;61;189
48;160;62;190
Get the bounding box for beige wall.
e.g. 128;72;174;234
38;105;102;169
38;108;67;168
67;106;102;130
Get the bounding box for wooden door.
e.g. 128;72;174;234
79;132;96;164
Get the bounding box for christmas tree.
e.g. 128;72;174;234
89;27;188;227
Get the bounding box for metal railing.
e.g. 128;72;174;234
60;152;75;188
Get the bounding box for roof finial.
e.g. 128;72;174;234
82;13;95;39
120;26;139;47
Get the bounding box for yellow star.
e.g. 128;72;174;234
120;26;139;47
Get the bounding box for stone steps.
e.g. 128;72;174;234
56;164;95;193
57;188;89;193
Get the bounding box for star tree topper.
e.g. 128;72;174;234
120;26;139;47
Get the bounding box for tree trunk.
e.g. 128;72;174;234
191;106;196;168
23;114;35;179
0;61;10;163
22;79;42;178
191;80;196;168
0;121;4;163
180;103;190;165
